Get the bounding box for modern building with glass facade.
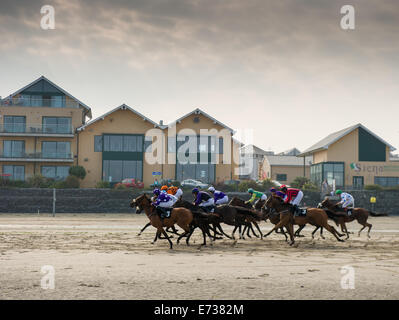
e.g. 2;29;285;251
77;105;240;187
299;123;399;189
0;76;92;181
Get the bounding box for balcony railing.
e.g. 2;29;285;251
0;97;79;108
0;123;74;135
0;151;73;161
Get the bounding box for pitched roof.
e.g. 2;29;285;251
240;144;274;156
277;147;301;156
77;104;160;131
171;108;235;133
299;123;396;156
265;155;313;166
3;76;92;118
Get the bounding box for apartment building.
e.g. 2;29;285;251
0;76;91;181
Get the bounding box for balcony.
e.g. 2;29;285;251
0;151;74;162
0;123;74;137
0;96;79;109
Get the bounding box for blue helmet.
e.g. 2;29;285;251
192;188;199;194
153;189;160;196
270;187;276;193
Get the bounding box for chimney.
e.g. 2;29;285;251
159;120;164;126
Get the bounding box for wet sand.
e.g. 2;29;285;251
0;214;398;300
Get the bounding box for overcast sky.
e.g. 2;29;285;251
1;0;398;154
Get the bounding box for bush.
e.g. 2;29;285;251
302;182;319;191
95;181;111;188
27;174;53;188
63;175;80;188
259;179;276;190
238;180;261;192
114;184;128;190
364;184;383;191
69;166;86;180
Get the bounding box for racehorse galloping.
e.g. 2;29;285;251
320;198;388;239
130;194;193;249
228;197;265;239
263;195;344;245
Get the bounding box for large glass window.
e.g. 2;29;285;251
42;117;71;134
311;162;344;188
41;166;70;180
375;177;399;187
3;165;25;180
42;141;71;158
3;116;26;133
103;160;142;182
3;140;25;157
103;135;143;152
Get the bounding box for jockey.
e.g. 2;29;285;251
335;190;354;212
192;188;215;211
208;186;229;205
160;185;168;193
280;185;303;213
152;189;175;218
269;187;286;198
246;188;267;205
168;185;183;200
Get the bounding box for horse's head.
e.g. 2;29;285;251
320;198;333;208
130;193;150;213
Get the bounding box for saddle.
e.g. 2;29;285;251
294;207;307;217
156;206;172;219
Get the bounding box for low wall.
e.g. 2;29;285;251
0;188;397;215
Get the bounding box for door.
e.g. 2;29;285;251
353;176;364;190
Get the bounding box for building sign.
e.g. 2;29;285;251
350;163;399;174
152;172;162;176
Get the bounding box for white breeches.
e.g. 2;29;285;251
158;200;175;208
342;199;354;208
215;196;229;205
290;191;304;206
175;189;183;199
199;198;215;207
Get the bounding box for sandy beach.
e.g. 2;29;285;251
1;213;398;300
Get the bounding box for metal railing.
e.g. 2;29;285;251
0;97;79;108
0;151;73;160
0;123;74;135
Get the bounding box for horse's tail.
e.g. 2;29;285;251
369;211;388;217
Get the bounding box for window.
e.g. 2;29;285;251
219;137;224;154
3;116;26;133
42;141;71;158
3;165;25;180
103;160;142;182
43;117;71;134
41;166;70;180
51;96;65;108
3;140;25;157
103;135;142;152
359;127;386;162
375;177;399;187
144;136;152;152
94;136;102;152
276;174;287;181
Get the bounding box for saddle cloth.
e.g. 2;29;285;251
294;207;307;217
156;207;172;218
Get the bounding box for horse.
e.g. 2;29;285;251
228;197;266;239
130;194;193;249
319;198;388;239
263;195;345;245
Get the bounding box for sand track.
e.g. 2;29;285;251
1;214;398;299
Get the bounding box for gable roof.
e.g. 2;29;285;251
240;144;274;156
299;123;396;157
265;155;313;166
77;104;160;131
277;147;301;156
3;76;92;118
171;108;235;134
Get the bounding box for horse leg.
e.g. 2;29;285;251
232;225;238;239
151;230;161;244
286;223;295;246
341;222;350;239
366;223;372;238
294;225;306;237
323;223;345;242
311;226;319;239
216;223;233;239
253;221;263;239
161;228;173;249
138;222;151;236
249;223;259;238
